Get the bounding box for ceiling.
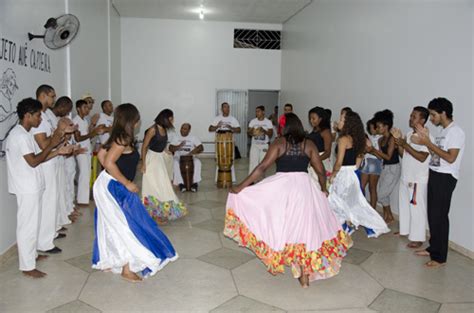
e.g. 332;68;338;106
111;0;312;24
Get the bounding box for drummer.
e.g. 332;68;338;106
169;123;203;192
209;102;241;183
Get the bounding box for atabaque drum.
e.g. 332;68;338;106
215;131;234;188
179;155;194;191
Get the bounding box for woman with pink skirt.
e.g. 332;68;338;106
224;113;352;288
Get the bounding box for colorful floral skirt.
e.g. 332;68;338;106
144;196;188;224
224;172;352;282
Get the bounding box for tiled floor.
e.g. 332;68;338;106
1;158;473;313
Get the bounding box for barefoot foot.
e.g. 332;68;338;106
22;269;47;278
121;272;143;283
407;242;423;249
424;260;445;268
415;250;430;257
36;255;49;261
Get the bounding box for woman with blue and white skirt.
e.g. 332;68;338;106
92;103;178;282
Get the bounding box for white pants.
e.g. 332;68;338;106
37;162;58;251
76;153;91;204
56;157;71;228
399;181;428;242
16;192;42;271
173;156;202;185
65;156;76;212
248;144;268;174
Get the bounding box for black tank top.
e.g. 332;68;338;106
276;140;310;173
116;150;140;181
380;137;399;165
307;131;325;152
342;147;357;166
149;126;168;153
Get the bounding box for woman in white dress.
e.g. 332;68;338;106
328;110;390;238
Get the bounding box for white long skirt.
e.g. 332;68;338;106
142;150;179;202
92;171;178;276
328;166;390;237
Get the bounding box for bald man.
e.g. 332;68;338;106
169;123;204;192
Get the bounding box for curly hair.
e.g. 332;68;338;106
339;111;366;157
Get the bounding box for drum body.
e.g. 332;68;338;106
179;155;194;191
215;131;234;188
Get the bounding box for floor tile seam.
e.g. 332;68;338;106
356;257;386;289
369;287;443;309
77;272;92;301
439;301;474;304
207;294;241;312
63;259;95;275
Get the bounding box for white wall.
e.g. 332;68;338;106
109;2;121;105
121;18;281;142
69;0;110;111
281;0;473;252
0;0;69;254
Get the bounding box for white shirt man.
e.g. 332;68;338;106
31;87;61;253
413;98;465;267
170;123;203;192
248;106;273;174
6;97;67;277
7;124;45;274
73;108;92;205
209;102;241;185
395;107;433;246
96;100;114;145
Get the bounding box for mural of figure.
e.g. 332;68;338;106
0;68;19;156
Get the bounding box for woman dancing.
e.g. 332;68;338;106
328;110;390;238
141;109;187;223
224;113;351;288
92;103;178;282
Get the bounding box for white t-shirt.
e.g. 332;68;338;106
31;110;56;165
5;125;45;194
429;122;465;179
365;134;382;160
401;130;432;184
248;117;273;145
45;108;58;129
172;135;202;158
96;112;114;144
72;115;91;153
211;115;240;132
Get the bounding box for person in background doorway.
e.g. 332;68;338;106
248;105;273;174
